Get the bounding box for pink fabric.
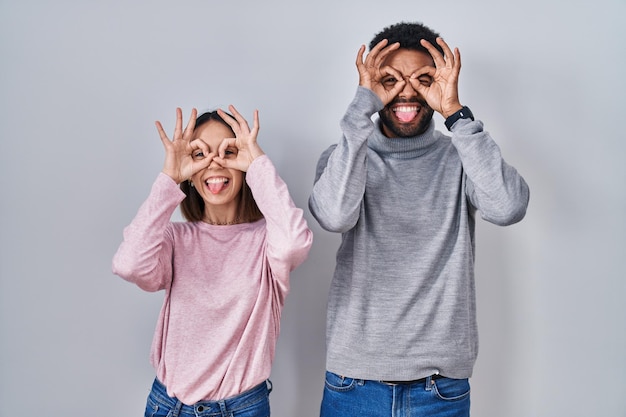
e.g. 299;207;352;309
112;155;312;404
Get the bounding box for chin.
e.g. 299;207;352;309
380;110;432;138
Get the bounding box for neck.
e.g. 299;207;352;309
368;119;439;159
203;216;241;225
203;207;241;226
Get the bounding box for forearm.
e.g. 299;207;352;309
111;173;183;291
246;155;313;278
309;87;381;232
451;119;530;225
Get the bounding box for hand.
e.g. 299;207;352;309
213;105;265;172
409;37;463;118
156;107;214;184
356;39;406;106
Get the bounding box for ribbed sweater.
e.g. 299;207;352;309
309;87;529;381
112;155;313;404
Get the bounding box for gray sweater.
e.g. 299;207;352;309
309;87;529;381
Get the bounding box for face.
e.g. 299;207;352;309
378;49;435;138
190;121;244;212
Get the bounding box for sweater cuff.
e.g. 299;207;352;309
154;172;187;201
246;154;272;184
355;86;384;116
449;118;483;135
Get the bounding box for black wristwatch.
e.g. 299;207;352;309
444;106;474;131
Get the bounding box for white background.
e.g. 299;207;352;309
1;1;624;416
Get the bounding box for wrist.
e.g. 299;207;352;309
444;106;474;131
161;169;182;184
442;104;464;119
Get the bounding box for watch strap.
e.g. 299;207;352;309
444;106;474;131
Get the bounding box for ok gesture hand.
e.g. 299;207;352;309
356;39;405;106
213;105;265;172
156;108;214;184
409;37;463;118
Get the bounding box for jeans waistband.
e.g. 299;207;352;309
150;378;271;415
381;374;445;385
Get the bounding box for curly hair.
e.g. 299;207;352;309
369;21;443;55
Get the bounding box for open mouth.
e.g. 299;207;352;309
393;105;420;123
205;177;230;194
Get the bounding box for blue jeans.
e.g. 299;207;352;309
145;378;272;417
320;371;470;417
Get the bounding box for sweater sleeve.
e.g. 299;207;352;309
245;155;313;299
111;173;185;292
308;87;383;232
450;118;530;226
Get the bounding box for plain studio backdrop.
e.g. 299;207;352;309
1;1;624;416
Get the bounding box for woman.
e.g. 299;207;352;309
112;105;313;417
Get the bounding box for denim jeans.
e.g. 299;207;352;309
144;378;272;417
320;371;470;417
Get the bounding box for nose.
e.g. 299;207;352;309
399;76;418;98
208;156;223;169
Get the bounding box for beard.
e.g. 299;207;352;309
378;99;434;138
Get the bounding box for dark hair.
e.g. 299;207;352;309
179;110;263;224
369;21;443;55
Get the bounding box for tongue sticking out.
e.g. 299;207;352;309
396;110;417;122
207;180;228;194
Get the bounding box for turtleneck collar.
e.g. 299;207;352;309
368;118;441;159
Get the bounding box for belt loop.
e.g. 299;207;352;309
218;400;228;417
266;379;273;393
172;400;183;416
425;376;433;392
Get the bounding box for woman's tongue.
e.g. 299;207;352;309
207;179;228;194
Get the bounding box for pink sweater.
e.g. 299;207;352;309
112;155;312;404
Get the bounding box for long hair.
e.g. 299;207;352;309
179;110;263;223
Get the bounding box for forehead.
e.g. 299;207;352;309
382;49;435;76
194;120;233;143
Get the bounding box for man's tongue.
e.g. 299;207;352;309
207;180;227;194
396;109;417;122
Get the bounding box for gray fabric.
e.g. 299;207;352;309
309;86;529;381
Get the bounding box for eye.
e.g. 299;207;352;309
417;75;433;86
381;76;398;88
224;147;238;158
192;150;205;160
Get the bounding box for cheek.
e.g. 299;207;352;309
231;171;244;191
190;172;203;185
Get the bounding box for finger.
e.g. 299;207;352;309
363;39;388;67
227;104;251;134
217;138;237;159
435;38;457;69
190;138;210;156
420;39;445;67
219;106;249;136
155;121;170;146
453;47;461;71
182;108;198;141
369;39;389;56
174;107;183;139
435;38;455;61
380;65;406;96
191;153;214;176
355;44;366;68
373;42;400;68
250;109;260;137
409;67;436;94
411;66;436;79
216;108;241;134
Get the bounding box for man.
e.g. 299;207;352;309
308;22;530;417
